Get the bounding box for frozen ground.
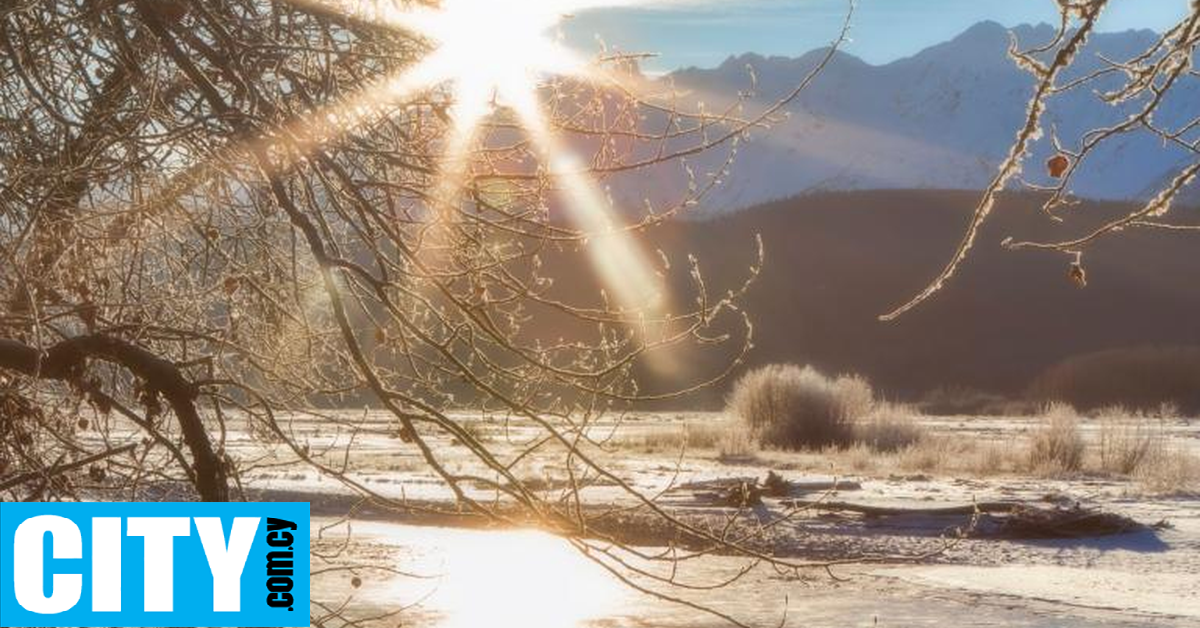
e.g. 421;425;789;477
315;521;1198;628
219;411;1200;626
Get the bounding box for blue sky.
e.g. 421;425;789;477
563;0;1191;72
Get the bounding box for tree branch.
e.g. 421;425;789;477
0;335;228;501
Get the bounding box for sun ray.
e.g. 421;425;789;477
272;0;675;319
505;85;683;377
518;103;664;315
240;53;446;175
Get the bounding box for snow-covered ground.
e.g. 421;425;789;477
223;410;1200;627
315;519;1198;627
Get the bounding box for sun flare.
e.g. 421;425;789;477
357;525;626;628
311;0;599;125
296;0;670;312
408;0;583;119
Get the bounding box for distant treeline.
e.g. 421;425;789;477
1031;346;1200;414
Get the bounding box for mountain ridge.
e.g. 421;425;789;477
630;21;1198;214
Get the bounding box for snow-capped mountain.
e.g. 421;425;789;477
645;21;1198;213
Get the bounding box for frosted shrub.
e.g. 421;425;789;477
1028;403;1085;472
727;364;872;450
1098;407;1166;475
855;403;927;452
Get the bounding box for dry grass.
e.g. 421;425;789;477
781;434;1019;477
621;425;684;453
715;427;757;461
1135;445;1200;495
1097;407;1167;475
969;439;1016;475
636;422;721;450
853;403;927;452
606;402;1198;495
1089;407;1198;494
896;436;1022;476
895;436;958;473
835;443;879;473
1027;403;1085;473
626;419;756;460
826;405;1196;493
726;364;872;451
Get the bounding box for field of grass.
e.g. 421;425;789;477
611;405;1199;497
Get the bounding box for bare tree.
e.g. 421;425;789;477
883;0;1200;320
1;1;859;625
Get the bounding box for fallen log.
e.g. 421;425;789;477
782;500;1147;539
679;472;862;507
781;500;1022;516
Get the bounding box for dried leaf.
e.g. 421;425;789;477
1047;154;1070;178
1069;262;1087;288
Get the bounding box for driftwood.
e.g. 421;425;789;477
680;475;862;494
682;471;864;508
782;500;1147;539
992;505;1145;538
683;473;1149;539
781;500;1022;516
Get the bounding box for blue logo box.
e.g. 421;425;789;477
0;502;309;627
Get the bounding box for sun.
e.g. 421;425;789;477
309;0;598;123
407;0;584;122
288;0;669;313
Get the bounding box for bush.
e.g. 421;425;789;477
854;403;926;452
1136;446;1200;496
1097;407;1165;475
716;427;757;461
1028;403;1085;472
1095;406;1197;494
726;364;872;450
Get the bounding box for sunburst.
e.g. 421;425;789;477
290;0;667;313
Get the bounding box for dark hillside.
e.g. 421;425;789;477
542;189;1200;406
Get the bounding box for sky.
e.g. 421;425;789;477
563;0;1192;72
